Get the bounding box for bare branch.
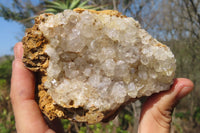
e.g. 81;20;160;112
112;0;117;10
189;0;200;25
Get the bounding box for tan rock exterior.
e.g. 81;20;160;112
22;9;129;124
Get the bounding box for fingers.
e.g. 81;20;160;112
11;42;35;103
174;78;194;99
138;78;193;133
10;42;54;133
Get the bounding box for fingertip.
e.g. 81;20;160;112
11;42;35;103
175;78;194;99
14;42;23;60
141;78;194;112
139;78;194;133
176;78;194;88
14;42;23;49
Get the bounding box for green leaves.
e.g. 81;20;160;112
0;4;28;21
69;0;81;9
0;56;13;85
44;0;102;14
193;107;200;124
0;0;42;28
78;0;90;8
45;0;69;11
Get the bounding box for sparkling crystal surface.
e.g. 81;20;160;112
38;10;176;112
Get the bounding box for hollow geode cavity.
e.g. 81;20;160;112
22;8;176;124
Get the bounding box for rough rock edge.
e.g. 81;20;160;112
22;8;135;124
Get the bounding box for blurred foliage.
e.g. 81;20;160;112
0;79;6;88
0;56;13;87
0;0;105;28
172;121;183;133
175;111;190;120
193;107;200;125
0;56;15;133
60;119;129;133
44;0;103;14
0;108;15;133
0;0;45;28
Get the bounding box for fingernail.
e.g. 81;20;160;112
176;86;193;99
14;44;23;59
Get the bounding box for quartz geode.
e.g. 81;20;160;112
22;8;176;124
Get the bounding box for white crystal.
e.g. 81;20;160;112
83;68;91;77
88;74;101;88
128;82;137;97
38;9;176;111
111;82;126;103
102;59;116;77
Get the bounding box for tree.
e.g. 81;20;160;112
153;0;200;40
0;0;104;28
157;0;200;89
0;0;45;28
155;0;200;130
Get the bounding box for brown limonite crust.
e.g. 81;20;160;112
22;8;133;124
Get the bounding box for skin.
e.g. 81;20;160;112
10;42;194;133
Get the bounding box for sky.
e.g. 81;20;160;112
0;17;22;56
0;0;40;57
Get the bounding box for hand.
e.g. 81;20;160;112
11;42;193;133
138;78;193;133
10;42;64;133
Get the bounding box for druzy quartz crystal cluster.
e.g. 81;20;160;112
22;8;176;124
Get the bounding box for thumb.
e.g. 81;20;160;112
11;42;53;133
138;78;194;133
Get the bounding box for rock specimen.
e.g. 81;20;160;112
22;8;176;124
